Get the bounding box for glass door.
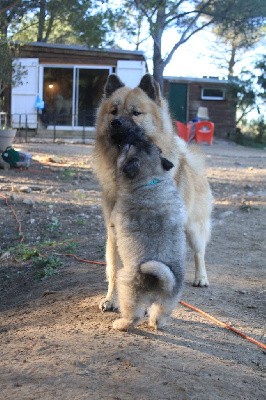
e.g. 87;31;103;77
74;67;110;127
42;66;111;128
43;67;73;127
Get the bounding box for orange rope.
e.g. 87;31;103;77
0;193;24;243
57;253;106;265
180;300;266;351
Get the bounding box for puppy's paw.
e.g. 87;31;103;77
113;318;131;331
149;318;166;331
193;276;209;287
99;298;118;312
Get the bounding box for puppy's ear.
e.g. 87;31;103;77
138;74;161;104
161;157;174;171
105;74;125;98
122;157;141;179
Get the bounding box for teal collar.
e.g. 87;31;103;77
135;178;163;190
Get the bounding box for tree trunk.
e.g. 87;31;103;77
153;53;164;92
45;12;55;42
152;5;165;91
37;0;46;42
0;11;8;37
228;46;236;77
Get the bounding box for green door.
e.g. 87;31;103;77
168;83;187;123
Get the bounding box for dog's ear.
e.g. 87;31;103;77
161;157;174;171
122;157;141;179
105;74;125;98
138;74;161;104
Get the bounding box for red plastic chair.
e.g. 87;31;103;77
194;121;214;145
187;122;195;142
174;121;190;142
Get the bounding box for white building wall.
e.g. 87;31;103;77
116;60;146;88
11;58;39;128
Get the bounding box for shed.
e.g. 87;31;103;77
164;76;236;137
11;42;147;130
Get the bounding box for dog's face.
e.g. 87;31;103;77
117;142;174;181
96;74;165;145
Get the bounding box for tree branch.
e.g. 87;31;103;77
0;0;21;15
163;18;214;68
164;0;185;20
133;0;160;22
45;12;55;42
236;105;256;124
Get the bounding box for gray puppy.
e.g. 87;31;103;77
111;139;186;331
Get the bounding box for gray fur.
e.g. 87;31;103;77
111;142;186;331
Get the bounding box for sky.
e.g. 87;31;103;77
119;24;265;80
162;30;265;79
154;29;264;79
162;29;228;78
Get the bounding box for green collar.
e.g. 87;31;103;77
136;178;163;190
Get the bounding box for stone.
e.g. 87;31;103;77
23;199;35;206
219;210;234;219
20;186;32;193
0;158;10;170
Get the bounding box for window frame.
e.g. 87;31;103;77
39;64;112;129
201;87;225;101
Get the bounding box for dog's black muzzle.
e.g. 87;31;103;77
110;118;123;130
110;117;145;148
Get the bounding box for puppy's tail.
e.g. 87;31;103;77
140;261;175;293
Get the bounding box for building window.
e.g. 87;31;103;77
201;87;225;100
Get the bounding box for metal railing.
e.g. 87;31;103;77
3;111;96;144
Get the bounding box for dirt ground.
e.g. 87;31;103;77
0;138;265;400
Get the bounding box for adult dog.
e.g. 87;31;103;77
110;133;185;331
94;74;213;312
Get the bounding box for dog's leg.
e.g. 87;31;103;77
186;221;210;287
113;300;144;331
99;225;120;312
193;250;209;287
113;272;144;331
149;299;175;331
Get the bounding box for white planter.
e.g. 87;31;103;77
0;129;17;152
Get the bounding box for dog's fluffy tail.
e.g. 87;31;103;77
140;261;175;293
